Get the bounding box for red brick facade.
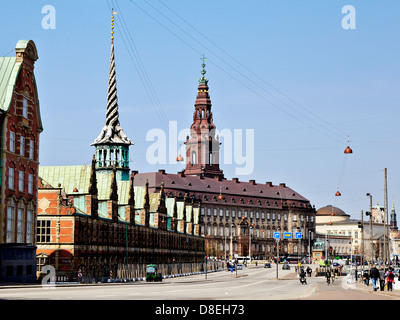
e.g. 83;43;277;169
0;40;43;282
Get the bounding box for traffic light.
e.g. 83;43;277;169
358;222;363;229
329;247;332;255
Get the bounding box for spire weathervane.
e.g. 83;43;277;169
111;10;117;44
92;9;132;146
198;54;208;85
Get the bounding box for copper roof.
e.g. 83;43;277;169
133;170;312;209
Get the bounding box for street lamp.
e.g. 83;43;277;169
276;228;280;279
249;224;253;264
366;193;373;265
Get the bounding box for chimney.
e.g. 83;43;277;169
249;180;256;185
266;182;272;187
232;178;239;183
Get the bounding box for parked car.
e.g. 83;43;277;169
282;264;290;270
236;264;244;270
264;263;271;268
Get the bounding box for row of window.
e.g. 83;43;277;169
201;225;313;239
9;131;35;158
201;207;314;222
8;168;34;194
6;199;35;244
212;242;306;255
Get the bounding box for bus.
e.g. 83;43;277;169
285;254;307;264
235;256;251;265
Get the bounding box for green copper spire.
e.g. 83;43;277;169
198;54;208;85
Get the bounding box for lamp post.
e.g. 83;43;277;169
308;230;312;265
249;223;254;264
366;193;373;265
276;228;280;279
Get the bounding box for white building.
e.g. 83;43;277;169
316;205;385;261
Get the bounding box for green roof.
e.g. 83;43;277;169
39;165;146;206
0;56;19;112
0;40;43;130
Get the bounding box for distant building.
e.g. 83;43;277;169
315;205;388;262
0;40;43;282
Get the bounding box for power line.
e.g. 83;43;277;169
139;0;347;145
106;0;170;134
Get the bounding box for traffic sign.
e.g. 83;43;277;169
295;232;302;239
283;232;292;239
273;232;280;239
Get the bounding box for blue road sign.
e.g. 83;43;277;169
283;232;292;239
273;232;280;239
295;232;302;239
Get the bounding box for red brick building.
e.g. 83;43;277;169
36;24;204;281
0;40;43;282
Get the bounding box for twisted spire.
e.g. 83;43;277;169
92;11;132;146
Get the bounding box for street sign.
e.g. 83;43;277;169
273;232;280;239
283;232;292;239
295;232;302;239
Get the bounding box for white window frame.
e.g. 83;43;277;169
29;140;34;160
10;131;15;152
22;97;28;118
28;173;33;194
18;170;24;192
8;167;14;189
20;136;25;156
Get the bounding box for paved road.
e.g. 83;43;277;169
0;266;399;301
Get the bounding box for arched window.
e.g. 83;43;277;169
192;151;196;166
27;203;34;244
17;201;25;243
201;109;205;118
209;152;213;165
6;199;15;243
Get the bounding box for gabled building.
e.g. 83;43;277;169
37;159;203;281
0;40;43;282
36;16;204;281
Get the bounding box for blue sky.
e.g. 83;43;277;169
2;0;400;219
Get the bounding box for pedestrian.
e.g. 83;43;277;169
386;268;395;291
326;268;332;285
363;269;370;286
379;266;385;291
369;264;380;291
307;266;312;277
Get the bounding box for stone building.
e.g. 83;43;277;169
0;40;43;282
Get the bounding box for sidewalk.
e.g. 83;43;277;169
353;279;400;299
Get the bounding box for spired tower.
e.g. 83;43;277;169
183;56;224;179
91;11;133;181
390;202;398;231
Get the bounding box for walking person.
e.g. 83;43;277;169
386;268;395;291
369;264;380;291
363;269;370;286
379;266;386;291
326;268;332;286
